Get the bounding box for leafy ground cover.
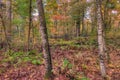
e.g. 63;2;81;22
0;45;120;80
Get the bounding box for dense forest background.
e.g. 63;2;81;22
0;0;120;80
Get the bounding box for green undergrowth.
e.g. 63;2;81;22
50;33;120;50
61;58;90;80
105;29;120;48
1;50;43;67
50;36;98;50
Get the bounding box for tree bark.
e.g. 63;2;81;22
0;0;10;49
81;9;85;36
36;0;53;79
91;1;97;33
103;0;111;63
0;13;10;49
28;0;32;51
96;0;107;79
6;0;12;48
76;18;80;37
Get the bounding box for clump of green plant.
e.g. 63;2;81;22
31;59;41;65
81;77;90;80
56;39;75;46
28;50;37;55
62;58;73;69
74;36;97;47
2;50;43;66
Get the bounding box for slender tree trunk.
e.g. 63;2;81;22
54;19;58;39
74;20;76;37
0;0;2;8
101;0;110;63
0;14;10;49
81;10;85;36
0;1;10;49
6;0;12;49
103;0;111;30
76;18;80;37
0;0;2;42
91;1;97;33
96;0;107;79
36;0;53;79
28;0;32;51
32;24;35;49
0;25;2;42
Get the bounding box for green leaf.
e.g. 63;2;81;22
63;59;70;67
23;57;31;62
31;60;41;65
68;63;73;69
81;77;90;80
63;58;73;69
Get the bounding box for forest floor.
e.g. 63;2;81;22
0;45;120;80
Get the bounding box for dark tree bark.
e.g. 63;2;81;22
36;0;53;79
91;1;97;33
96;0;107;79
81;9;85;36
0;0;2;7
28;0;32;51
6;0;12;48
0;0;10;49
54;19;58;39
76;18;80;37
0;13;10;49
103;0;111;30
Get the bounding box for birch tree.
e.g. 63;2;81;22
96;0;107;79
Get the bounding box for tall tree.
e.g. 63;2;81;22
69;0;90;37
90;0;97;33
96;0;107;79
36;0;53;79
69;0;81;37
6;0;12;48
0;0;10;48
28;0;32;51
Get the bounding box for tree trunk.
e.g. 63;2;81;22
36;0;53;79
28;0;32;51
81;9;85;36
0;14;10;49
101;0;110;63
0;0;2;7
54;19;58;39
0;0;2;42
6;0;12;48
91;1;97;33
0;1;10;49
76;18;80;37
96;0;107;79
103;0;111;30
